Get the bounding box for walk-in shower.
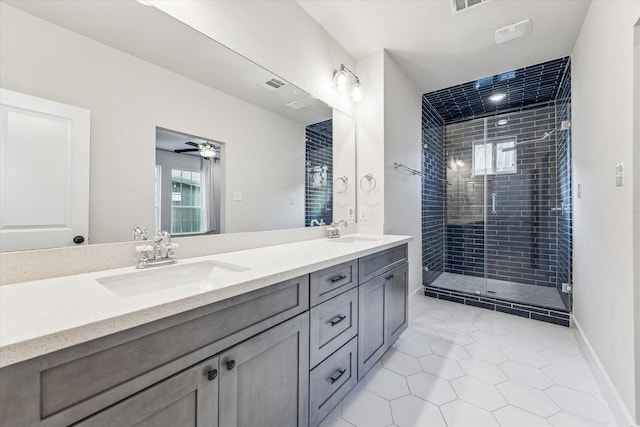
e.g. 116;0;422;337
421;57;572;325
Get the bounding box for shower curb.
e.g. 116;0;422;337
423;285;570;327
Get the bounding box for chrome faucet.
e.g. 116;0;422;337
310;219;326;226
135;230;178;269
327;219;348;239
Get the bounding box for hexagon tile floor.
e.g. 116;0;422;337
319;295;617;427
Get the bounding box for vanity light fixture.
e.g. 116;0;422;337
198;142;216;158
489;93;506;103
333;64;362;102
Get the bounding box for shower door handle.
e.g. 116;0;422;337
491;192;497;215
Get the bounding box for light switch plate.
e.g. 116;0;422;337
233;190;242;201
347;207;354;221
359;207;367;221
616;162;624;187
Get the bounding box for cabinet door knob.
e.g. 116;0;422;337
207;368;218;381
330;274;347;283
226;359;236;370
328;368;346;384
385;273;394;280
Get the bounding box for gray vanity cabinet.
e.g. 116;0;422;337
357;246;408;380
75;356;219;427
218;313;309;427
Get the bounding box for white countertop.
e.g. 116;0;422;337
0;234;411;368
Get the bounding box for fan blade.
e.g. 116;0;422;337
175;148;199;153
185;141;199;147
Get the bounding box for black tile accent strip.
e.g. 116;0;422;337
423;286;570;327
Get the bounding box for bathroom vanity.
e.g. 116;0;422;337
0;236;409;426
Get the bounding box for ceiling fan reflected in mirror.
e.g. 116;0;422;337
175;141;219;158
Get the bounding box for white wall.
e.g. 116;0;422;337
572;1;640;423
383;52;423;294
355;52;386;234
149;0;356;119
0;4;304;243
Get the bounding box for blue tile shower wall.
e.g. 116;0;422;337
444;105;560;288
555;60;572;308
421;98;445;285
305;120;333;226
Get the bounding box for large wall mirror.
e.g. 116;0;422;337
0;0;356;251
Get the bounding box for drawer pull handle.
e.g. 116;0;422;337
385;274;394;280
328;368;346;384
328;314;347;326
330;274;347;283
226;360;236;371
207;368;218;381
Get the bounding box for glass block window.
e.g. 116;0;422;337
171;169;202;234
473;138;516;175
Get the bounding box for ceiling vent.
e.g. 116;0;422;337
450;0;492;14
285;101;306;111
495;19;533;44
258;78;287;92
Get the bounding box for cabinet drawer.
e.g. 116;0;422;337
309;288;358;368
310;260;358;306
37;275;309;424
309;338;357;427
359;244;407;284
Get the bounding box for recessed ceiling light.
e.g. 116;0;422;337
489;93;506;103
497;119;508;126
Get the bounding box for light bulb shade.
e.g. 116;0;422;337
351;82;362;102
333;69;349;92
199;143;216;158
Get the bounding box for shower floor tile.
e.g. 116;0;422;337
431;272;567;311
319;296;616;427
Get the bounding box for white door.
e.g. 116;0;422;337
0;88;90;251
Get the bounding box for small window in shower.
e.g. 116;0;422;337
472;138;516;175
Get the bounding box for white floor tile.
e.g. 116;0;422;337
390;395;447;427
419;354;464;379
545;385;613;424
430;340;470;361
406;372;457;405
465;342;509;364
470;330;510;348
497;380;560;417
500;360;554;389
548;411;604;427
502;345;550;368
318;418;355;427
493;405;552;427
329;297;617;427
440;400;500;427
450;376;507;410
341;389;393;427
393;334;434;357
542;364;600;394
364;366;410;400
459;358;509;384
438;328;475;345
382;348;422;376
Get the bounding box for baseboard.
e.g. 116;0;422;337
572;315;638;427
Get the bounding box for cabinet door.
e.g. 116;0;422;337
75;357;218;427
219;313;309;427
385;263;408;345
357;275;386;379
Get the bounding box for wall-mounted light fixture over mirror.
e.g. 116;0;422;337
0;0;356;250
333;64;362;102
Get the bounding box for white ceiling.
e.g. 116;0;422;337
296;0;590;93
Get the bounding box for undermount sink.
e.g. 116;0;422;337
97;260;249;297
330;236;383;244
